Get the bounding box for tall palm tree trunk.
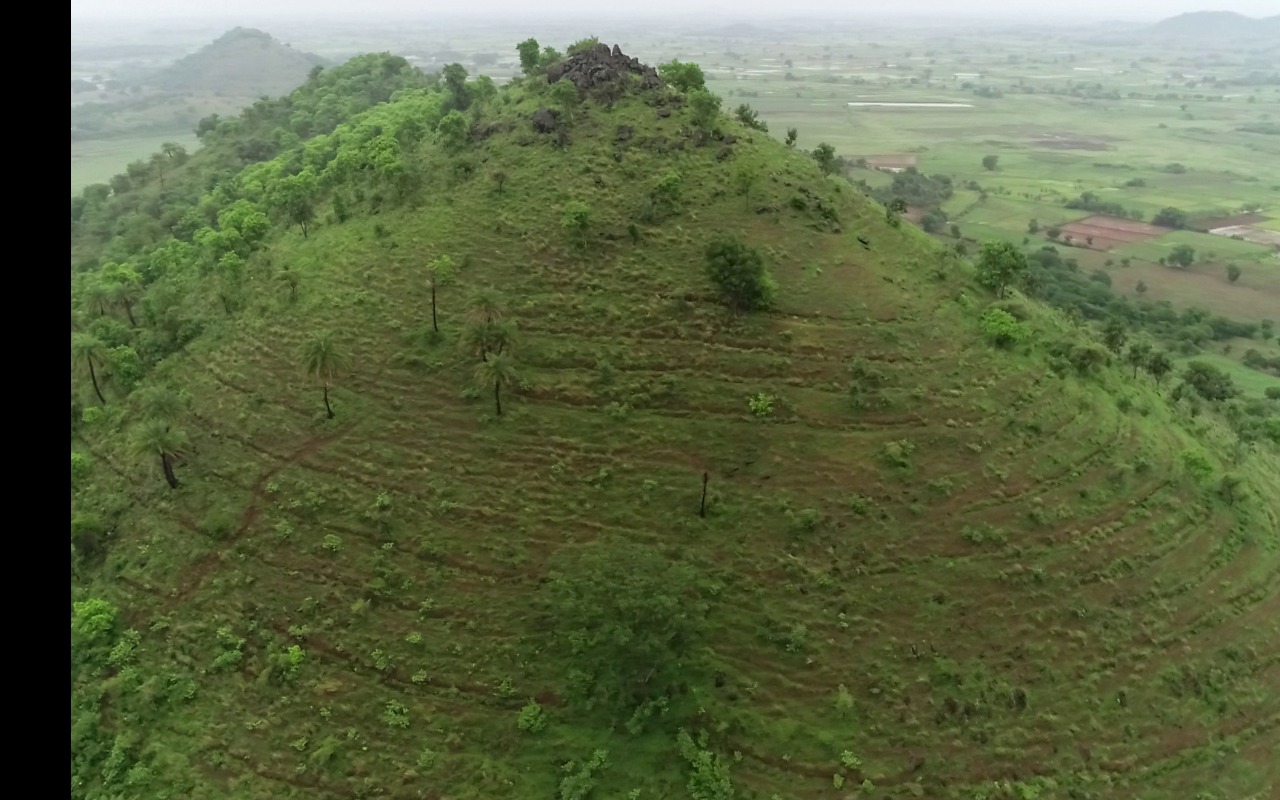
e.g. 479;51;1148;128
124;303;137;327
323;384;334;419
161;452;180;489
431;285;439;332
494;382;502;416
87;359;106;404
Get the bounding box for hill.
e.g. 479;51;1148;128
70;42;1280;800
147;27;326;95
1152;11;1280;36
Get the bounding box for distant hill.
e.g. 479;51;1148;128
147;27;326;96
1152;11;1280;36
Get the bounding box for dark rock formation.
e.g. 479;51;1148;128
546;43;664;99
531;108;560;133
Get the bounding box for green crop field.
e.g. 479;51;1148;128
69;23;1280;800
71;131;198;193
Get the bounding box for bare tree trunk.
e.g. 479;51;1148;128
699;471;709;518
431;284;438;332
494;381;502;416
323;384;334;419
161;452;180;489
124;302;137;327
88;359;106;404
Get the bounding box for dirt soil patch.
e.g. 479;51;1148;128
861;154;918;170
1059;215;1170;251
1208;224;1280;248
1030;133;1114;151
1199;212;1268;229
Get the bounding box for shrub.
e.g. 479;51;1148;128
517;700;548;733
748;393;775;418
705;237;776;311
980;308;1028;347
1180;449;1214;483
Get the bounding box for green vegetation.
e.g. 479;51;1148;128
70;37;1280;800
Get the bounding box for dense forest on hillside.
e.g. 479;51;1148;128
71;38;1280;800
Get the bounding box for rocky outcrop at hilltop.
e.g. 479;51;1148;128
547;43;664;97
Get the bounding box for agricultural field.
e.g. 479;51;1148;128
70;131;197;193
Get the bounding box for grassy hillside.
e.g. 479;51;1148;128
149;27;326;95
70;43;1280;800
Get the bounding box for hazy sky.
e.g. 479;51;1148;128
67;0;1280;20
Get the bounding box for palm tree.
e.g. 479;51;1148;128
473;353;520;416
465;289;506;328
133;386;185;425
81;275;112;317
71;333;109;404
426;255;457;333
109;277;142;326
300;331;348;419
459;319;516;362
130;419;188;489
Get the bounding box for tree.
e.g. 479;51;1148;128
465;288;506;328
921;211;945;234
1167;244;1195;268
300;331;347;419
161;141;187;164
1046;227;1062;241
277;268;300;303
517;38;541;75
1136;280;1148;295
812;142;837;175
982;154;999;171
561;201;593;250
436;110;469;152
425;255;457;333
1145;351;1173;386
705;236;776;311
550;79;580;118
687;89;721;131
133;385;185;424
149;152;169;188
734;103;767;131
130;419;188;489
71;333;109;405
1152;207;1189;229
658;60;706;92
1028;218;1040;234
1125;341;1153;378
1180;361;1238;401
491;169;508;195
441;63;472;110
1226;263;1242;283
785;128;798;148
950;223;962;239
734;164;759;210
473;353;520;416
1101;317;1128;354
976;240;1029;297
101;262;143;326
270;168;319;238
460;319;516;363
538;542;707;711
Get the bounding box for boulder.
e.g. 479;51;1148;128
531;108;560;133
